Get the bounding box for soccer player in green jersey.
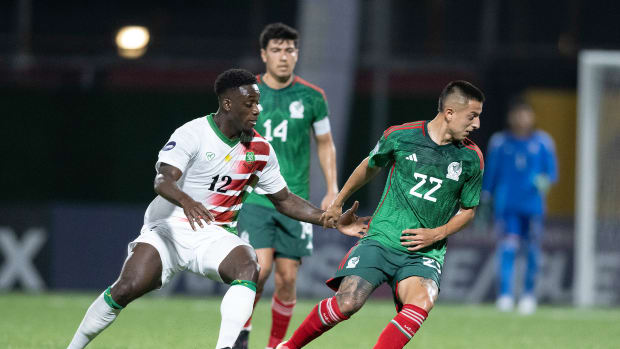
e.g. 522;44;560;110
277;81;485;349
234;23;338;349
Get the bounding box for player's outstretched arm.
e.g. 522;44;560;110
321;157;382;227
400;206;477;251
266;188;368;238
154;163;214;231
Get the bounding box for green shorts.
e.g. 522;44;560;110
326;239;442;310
237;203;313;259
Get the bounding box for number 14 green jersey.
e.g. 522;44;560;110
245;75;331;208
365;120;484;265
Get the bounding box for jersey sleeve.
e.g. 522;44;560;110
156;124;200;173
311;92;329;123
312;117;331;136
461;160;484;208
538;131;559;183
255;143;287;195
368;134;395;168
310;91;330;136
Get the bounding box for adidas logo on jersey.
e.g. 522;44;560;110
405;153;418;162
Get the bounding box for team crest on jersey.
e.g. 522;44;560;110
446;161;462;181
289;100;304;119
245;151;255;163
346;256;360;269
205;152;215;161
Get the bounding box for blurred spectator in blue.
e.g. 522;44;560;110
482;99;558;314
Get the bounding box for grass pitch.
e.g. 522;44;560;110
1;292;619;348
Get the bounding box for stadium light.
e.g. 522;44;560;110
115;26;150;59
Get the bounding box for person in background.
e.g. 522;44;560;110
234;23;339;349
482;99;558;315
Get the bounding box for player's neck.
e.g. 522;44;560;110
427;117;453;145
262;72;295;90
212;113;240;140
511;128;533;138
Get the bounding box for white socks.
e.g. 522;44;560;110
67;292;121;349
215;284;256;349
67;284;255;349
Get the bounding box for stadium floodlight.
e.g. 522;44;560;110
115;26;150;59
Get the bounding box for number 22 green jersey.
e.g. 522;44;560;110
365;120;484;265
244;74;331;208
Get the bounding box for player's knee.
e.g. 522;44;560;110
111;279;141;306
276;268;298;288
235;258;260;283
335;293;364;316
257;264;272;286
501;234;520;250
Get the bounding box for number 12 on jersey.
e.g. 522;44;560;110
409;172;442;202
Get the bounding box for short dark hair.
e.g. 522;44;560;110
214;68;257;96
438;80;485;112
259;22;299;49
507;96;532;113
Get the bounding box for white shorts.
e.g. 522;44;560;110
128;218;251;287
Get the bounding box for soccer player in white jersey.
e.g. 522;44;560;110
66;69;368;349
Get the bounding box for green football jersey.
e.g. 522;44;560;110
245;74;330;208
364;120;484;265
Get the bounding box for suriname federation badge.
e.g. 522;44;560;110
245;151;255;163
446;161;462;181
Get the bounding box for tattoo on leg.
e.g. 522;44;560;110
335;276;376;316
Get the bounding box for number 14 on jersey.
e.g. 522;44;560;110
263;119;288;142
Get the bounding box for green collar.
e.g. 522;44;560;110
207;113;239;147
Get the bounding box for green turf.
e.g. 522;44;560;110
1;292;619;348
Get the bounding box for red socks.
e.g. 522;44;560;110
267;296;296;348
373;304;428;348
287;297;349;348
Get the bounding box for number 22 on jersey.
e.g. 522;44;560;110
409;172;442;203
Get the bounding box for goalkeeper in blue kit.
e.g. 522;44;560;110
482;99;558;314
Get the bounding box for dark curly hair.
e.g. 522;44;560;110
259;22;298;49
214;68;257;96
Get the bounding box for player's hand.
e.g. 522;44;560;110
400;227;445;251
320;191;339;210
320;201;343;228
180;198;215;231
534;174;552;195
336;201;370;238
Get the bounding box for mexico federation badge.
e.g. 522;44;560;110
289;100;305;119
346;256;360;269
245;151;255;163
446;161;462;181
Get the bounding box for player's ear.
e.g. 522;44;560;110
260;49;267;63
445;107;454;121
222;97;232;112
